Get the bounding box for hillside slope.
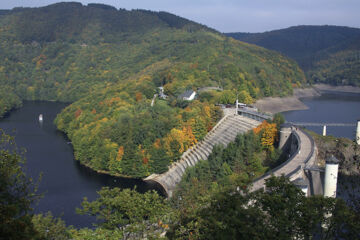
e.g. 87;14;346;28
226;25;360;86
0;2;305;177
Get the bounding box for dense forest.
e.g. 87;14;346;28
227;25;360;86
0;2;306;177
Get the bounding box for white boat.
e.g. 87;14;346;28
39;114;43;122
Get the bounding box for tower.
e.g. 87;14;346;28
278;123;293;150
322;125;327;136
324;155;339;198
235;98;239;115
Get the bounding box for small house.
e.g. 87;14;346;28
178;90;196;101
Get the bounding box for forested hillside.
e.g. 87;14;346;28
227;25;360;86
0;2;306;177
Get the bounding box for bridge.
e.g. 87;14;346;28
290;122;356;127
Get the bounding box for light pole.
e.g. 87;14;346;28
235;93;239;115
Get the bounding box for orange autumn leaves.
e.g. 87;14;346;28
253;120;278;151
163;126;197;161
116;146;124;161
75;108;82;118
116;125;196;166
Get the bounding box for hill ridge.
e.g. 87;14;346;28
226;25;360;86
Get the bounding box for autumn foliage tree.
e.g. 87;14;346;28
253;120;278;151
163;127;197;162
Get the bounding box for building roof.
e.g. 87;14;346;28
178;90;195;99
326;155;340;164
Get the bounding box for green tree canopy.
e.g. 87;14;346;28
0;130;41;239
76;187;173;238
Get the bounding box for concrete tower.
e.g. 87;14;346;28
324;155;339;198
322;125;327;136
279;123;293;150
356;119;360;145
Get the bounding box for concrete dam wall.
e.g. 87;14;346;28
250;126;317;193
145;114;261;197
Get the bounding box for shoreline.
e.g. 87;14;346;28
313;83;360;94
254;84;360;114
79;160;143;180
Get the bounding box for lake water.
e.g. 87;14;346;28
0;101;160;228
282;92;360;140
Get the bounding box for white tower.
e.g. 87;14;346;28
324;155;339;198
235;98;239;115
356;119;360;145
322;125;327;136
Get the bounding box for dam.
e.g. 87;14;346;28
146;105;358;198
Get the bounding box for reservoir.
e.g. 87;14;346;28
0;101;159;228
282;92;360;140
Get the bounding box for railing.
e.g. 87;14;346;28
285;166;302;178
290;122;356;127
301;128;316;165
237;108;272;122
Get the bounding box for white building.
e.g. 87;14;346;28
178;90;196;101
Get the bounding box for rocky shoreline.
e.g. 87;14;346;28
254;84;360;114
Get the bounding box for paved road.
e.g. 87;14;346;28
251;128;313;192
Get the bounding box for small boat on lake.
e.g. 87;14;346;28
39;114;43;122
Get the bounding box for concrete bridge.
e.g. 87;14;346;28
290;122;356;127
290;121;358;138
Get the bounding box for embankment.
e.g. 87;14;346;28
254;84;360;114
313;84;360;94
253;88;320;114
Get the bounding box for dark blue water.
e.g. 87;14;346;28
0;101;160;228
282;92;360;140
